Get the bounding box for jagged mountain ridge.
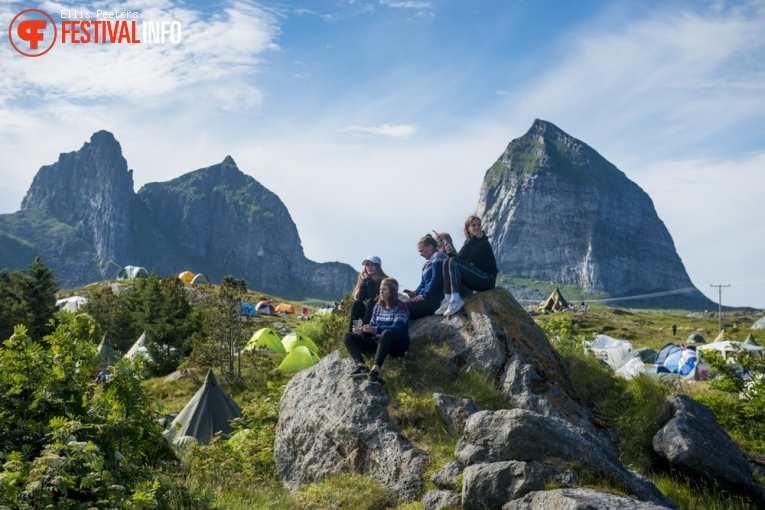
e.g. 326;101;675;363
0;131;356;299
477;119;715;309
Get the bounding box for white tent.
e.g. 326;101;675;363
56;295;88;312
752;316;765;330
698;341;764;360
124;331;150;361
589;334;634;370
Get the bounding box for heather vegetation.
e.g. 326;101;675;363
0;258;763;509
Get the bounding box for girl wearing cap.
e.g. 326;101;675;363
435;215;498;317
349;256;388;331
405;234;447;320
344;278;410;384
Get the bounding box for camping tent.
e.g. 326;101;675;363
165;370;243;445
744;334;760;346
275;303;295;314
191;273;210;285
124;332;150;361
633;347;657;364
241;303;256;316
698;341;764;360
282;332;319;354
243;328;286;353
96;336;120;370
752;316;765;330
646;343;698;376
541;288;569;312
277;346;320;374
179;271;195;283
117;266;149;280
56;295;89;312
686;333;706;344
589;334;633;370
256;301;275;315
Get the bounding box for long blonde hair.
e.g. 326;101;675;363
353;262;388;298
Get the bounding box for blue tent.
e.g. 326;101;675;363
241;302;256;316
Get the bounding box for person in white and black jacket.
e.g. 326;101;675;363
434;215;498;318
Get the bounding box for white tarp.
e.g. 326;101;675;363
615;357;646;379
590;334;634;370
56;295;88;312
698;341;764;360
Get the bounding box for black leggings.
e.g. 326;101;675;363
406;297;442;320
442;257;495;295
349;299;375;332
343;330;408;368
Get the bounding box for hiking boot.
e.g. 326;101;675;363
349;365;370;378
444;296;465;317
368;370;380;385
434;299;451;315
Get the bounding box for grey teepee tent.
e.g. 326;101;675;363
96;336;120;370
165;370;243;445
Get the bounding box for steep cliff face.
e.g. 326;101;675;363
476;120;714;309
2;132;356;299
20;131;137;276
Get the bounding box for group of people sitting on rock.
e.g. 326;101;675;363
343;214;498;384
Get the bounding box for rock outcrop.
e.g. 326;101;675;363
476;119;714;309
504;488;675;509
275;289;681;507
274;351;428;504
0;132;356;299
652;394;764;502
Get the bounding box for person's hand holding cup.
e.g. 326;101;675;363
352;319;363;334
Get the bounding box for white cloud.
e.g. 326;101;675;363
340;123;418;138
379;0;431;9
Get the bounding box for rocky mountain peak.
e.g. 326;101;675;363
477;120;714;309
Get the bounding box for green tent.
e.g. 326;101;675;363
96;336;120;370
191;273;210;285
282;332;319;354
165;370;243;445
686;333;706;344
633;347;657;364
278;346;319;374
244;328;286;353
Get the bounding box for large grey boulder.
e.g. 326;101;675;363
422;489;461;510
430;460;462;491
462;460;554;510
410;289;595;432
274;351;428;503
653;394;763;501
433;393;483;435
504;488;675;509
456;409;676;508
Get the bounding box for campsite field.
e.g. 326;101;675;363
140;295;764;510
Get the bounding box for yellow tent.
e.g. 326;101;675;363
282;332;319;354
179;271;195;283
244;328;286;353
713;329;726;342
277;346;319;373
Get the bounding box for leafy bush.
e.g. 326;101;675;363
0;319;198;509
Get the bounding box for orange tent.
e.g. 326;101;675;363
179;271;195;283
275;303;295;314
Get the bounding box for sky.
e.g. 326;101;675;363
1;0;764;309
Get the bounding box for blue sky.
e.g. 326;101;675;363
1;0;764;310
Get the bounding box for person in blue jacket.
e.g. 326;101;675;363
435;215;498;318
404;234;447;320
343;278;409;385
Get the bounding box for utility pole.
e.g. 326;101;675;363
710;284;730;333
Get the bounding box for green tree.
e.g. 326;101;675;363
19;256;59;341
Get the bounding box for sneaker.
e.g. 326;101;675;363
444;296;465;317
368;370;380;385
434;299;451;315
349;365;370;378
